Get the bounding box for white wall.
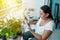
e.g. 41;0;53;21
22;0;45;19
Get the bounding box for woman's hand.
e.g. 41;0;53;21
27;23;32;31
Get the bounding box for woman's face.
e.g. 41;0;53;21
39;9;49;19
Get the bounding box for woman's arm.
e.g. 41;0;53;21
29;20;37;25
28;27;42;40
28;25;52;40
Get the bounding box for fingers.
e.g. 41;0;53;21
27;23;30;27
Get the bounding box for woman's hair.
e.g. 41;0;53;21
40;5;53;20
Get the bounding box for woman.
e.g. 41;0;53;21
23;5;55;40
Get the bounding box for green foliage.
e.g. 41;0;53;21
0;18;22;38
1;28;9;37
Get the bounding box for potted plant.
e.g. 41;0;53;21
0;18;22;40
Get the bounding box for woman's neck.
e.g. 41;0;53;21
42;18;52;22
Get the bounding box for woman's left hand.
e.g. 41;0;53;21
27;23;32;31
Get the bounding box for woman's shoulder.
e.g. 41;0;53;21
37;18;42;22
45;20;55;27
45;20;55;31
48;20;55;25
36;18;42;25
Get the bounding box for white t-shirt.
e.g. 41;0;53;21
35;18;55;35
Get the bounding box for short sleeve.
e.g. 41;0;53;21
45;21;55;31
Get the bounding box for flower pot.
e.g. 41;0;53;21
2;36;7;40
